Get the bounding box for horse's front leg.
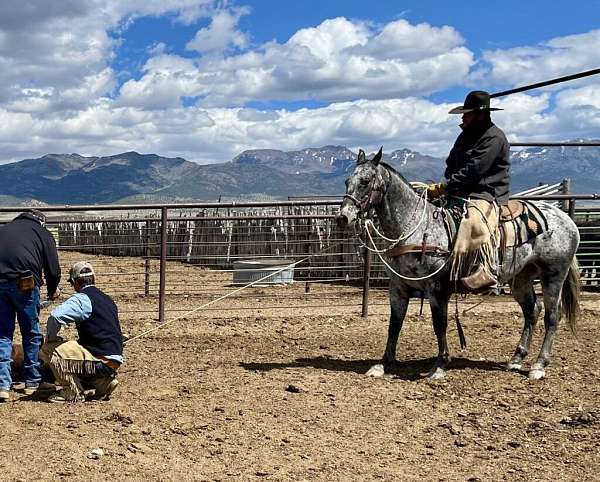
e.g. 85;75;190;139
428;293;451;380
366;284;409;377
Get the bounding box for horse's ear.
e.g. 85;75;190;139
357;149;366;164
372;146;383;165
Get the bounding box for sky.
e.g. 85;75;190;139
0;0;599;164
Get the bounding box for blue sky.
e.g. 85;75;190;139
0;0;598;164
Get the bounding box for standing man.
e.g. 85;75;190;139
0;209;61;401
428;91;510;291
43;261;123;402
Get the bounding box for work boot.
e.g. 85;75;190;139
0;389;9;402
93;378;119;400
23;382;57;395
48;389;84;403
460;265;497;293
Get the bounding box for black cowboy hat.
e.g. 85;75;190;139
448;90;503;114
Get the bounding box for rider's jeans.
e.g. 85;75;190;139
0;282;42;390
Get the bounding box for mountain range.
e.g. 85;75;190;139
0;142;597;205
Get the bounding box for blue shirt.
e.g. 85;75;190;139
47;286;123;364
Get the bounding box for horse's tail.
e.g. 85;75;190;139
562;256;581;335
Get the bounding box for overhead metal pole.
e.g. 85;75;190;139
491;68;600;98
510;142;600;147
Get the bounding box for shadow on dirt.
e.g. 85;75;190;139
240;356;513;381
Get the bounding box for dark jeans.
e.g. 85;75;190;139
0;282;42;390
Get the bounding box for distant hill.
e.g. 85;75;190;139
0;142;596;204
511;141;600;193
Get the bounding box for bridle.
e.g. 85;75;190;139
343;164;429;248
342;165;387;221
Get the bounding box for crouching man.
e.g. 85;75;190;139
42;261;123;402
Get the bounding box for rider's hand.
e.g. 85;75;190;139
48;287;61;300
427;183;446;199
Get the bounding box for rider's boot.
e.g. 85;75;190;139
460;264;498;294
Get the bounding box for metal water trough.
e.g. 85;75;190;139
233;258;295;285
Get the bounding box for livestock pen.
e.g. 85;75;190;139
2;197;600;481
2;186;599;325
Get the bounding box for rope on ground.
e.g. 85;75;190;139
124;242;341;345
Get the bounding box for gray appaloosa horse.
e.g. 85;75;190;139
337;148;580;380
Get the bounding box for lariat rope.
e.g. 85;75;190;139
124;243;340;345
359;186;429;253
364;222;451;281
350;180;451;282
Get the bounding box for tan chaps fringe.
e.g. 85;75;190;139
450;198;499;281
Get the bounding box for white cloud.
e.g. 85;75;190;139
121;17;474;108
186;6;249;54
475;29;600;89
0;83;599;166
0;2;599;170
0;0;218;115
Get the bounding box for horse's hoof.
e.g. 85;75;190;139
507;361;522;371
529;367;546;380
428;367;446;380
366;364;385;377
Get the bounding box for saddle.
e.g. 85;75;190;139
500;200;525;221
440;199;548;251
385;200;549;259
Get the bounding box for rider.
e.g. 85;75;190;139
428;90;510;292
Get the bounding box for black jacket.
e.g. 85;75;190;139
444;120;511;204
0;213;61;293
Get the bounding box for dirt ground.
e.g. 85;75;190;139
2;252;600;481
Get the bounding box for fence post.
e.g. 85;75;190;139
361;246;371;318
158;207;168;323
561;178;572;215
144;220;151;296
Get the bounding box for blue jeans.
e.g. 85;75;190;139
0;282;42;390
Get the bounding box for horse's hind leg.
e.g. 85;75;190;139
529;272;566;380
508;268;542;371
366;284;409;377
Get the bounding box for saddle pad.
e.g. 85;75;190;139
500;201;548;248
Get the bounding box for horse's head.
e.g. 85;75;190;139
337;147;385;230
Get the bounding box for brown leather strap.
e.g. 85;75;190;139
385;243;450;257
98;357;120;371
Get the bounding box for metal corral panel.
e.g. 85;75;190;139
47;226;59;247
233;258;295;285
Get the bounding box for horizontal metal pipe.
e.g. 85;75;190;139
491;68;600;98
512;194;600;200
510;142;600;147
31;214;337;224
0;199;344;213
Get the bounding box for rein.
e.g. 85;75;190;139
348;164;451;282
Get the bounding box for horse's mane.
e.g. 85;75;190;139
379;162;418;193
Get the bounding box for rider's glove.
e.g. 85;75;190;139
426;183;446;199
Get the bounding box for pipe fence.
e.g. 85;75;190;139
1;183;599;323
